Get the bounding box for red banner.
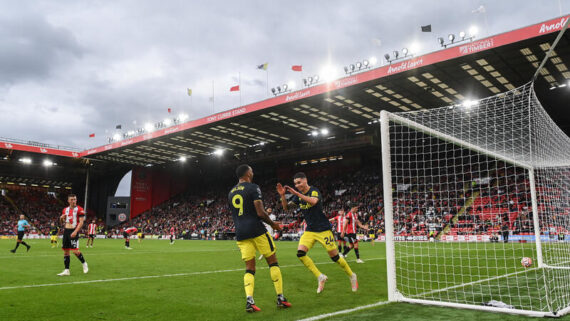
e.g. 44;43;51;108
130;167;153;218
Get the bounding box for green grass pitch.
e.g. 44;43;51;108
1;238;569;320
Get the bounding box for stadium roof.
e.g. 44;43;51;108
2;15;570;167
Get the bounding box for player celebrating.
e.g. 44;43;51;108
169;226;176;245
123;226;137;249
229;164;290;312
86;220;97;248
10;214;31;253
58;194;88;276
277;172;358;293
258;208;277;260
49;223;59;248
330;209;346;254
341;205;368;263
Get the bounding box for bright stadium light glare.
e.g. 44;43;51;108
369;56;377;66
320;65;337;82
127;131;135;136
287;81;296;90
459;31;466;39
113;134;121;141
179;113;189;121
320;128;329;135
164;118;172;126
43;159;54;167
462;100;477;109
469;26;478;37
144;123;154;132
179;156;187;162
311;130;319;136
409;42;420;55
402;48;409;56
19;158;32;164
448;34;455;42
213;149;224;156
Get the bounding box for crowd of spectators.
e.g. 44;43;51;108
1;164;567;240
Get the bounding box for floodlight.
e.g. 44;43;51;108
144;123;154;132
459;31;466;39
271;87;276;94
311;130;318;136
369;57;377;66
213;149;224;156
113;134;121;141
363;59;369;67
287;81;296;90
179;156;187;162
356;62;362;69
282;84;288;91
19;158;32;164
276;86;281;92
402;48;409;56
384;53;390;61
313;75;320;82
164;118;172;126
344;66;349;73
320;128;329;135
448;34;455;42
350;64;355;71
469;26;478;37
438;37;445;46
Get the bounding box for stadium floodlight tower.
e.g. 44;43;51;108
381;21;570;317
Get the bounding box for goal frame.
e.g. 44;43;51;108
379;109;569;317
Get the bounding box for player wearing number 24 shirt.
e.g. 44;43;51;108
228;164;291;313
277;172;358;294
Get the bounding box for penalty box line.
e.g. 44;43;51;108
0;257;386;291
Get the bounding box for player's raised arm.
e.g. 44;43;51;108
284;185;318;206
277;183;295;211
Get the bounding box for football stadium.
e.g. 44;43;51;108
2;5;570;321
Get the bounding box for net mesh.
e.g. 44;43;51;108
385;82;570;314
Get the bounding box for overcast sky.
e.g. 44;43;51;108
0;0;566;151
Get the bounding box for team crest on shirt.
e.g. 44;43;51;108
311;191;318;197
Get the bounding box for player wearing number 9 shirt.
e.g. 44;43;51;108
277;172;358;294
228;164;291;313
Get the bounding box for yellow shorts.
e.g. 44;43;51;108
137;233;142;238
299;230;337;252
237;232;276;261
50;235;58;241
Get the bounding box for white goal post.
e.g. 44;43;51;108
381;82;570;317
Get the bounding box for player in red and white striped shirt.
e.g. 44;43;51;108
169;226;176;245
57;194;88;276
329;209;346;254
86;220;97;248
341;205;368;263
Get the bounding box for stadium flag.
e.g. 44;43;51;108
230;85;240;92
116;124;122;129
89;133;95;138
292;65;303;72
187;88;192;96
168;108;172;113
421;25;432;32
257;63;268;70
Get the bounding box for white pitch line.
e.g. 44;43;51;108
296;300;391;321
0;257;386;291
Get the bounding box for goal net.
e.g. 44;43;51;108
380;81;570;317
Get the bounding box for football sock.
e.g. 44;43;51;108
269;264;283;295
343;246;353;256
125;240;130;247
64;255;70;269
337;244;342;252
21;241;29;247
298;254;321;278
75;252;86;263
244;270;255;298
355;248;360;259
336;256;354;277
14;242;20;250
